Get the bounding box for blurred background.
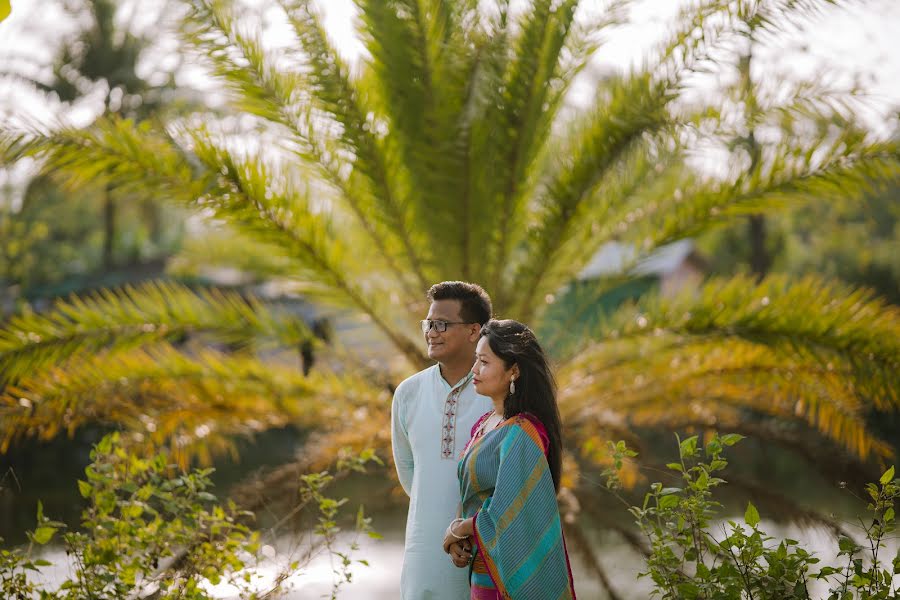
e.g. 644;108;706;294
1;0;899;597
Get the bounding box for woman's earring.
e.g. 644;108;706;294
509;379;516;395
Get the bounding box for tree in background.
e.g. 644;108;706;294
703;132;900;302
0;0;191;298
697;5;899;293
2;0;900;593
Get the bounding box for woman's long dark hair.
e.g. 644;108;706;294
480;319;564;492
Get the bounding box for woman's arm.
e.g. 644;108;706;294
442;517;474;553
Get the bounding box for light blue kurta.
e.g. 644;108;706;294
392;365;493;600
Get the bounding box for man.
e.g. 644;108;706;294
392;281;494;599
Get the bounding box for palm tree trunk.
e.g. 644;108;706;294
748;214;770;280
739;48;769;281
102;185;116;270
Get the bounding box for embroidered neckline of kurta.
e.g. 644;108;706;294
441;371;474;459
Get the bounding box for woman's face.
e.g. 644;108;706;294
472;336;517;400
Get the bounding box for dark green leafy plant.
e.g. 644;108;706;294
0;432;380;599
605;434;900;599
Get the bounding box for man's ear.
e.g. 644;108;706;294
469;323;482;343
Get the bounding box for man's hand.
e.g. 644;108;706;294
447;539;472;568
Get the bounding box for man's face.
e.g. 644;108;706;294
424;299;479;363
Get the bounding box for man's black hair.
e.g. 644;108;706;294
426;281;492;326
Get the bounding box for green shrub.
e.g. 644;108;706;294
0;433;379;599
605;434;900;599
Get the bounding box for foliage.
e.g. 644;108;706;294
0;432;380;599
604;434;900;599
299;448;384;600
703;166;900;302
0;0;195;299
0;177;101;295
0;173;187;299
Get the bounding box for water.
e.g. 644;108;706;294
21;519;898;599
5;433;897;598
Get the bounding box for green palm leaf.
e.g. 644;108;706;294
562;337;892;459
0;344;379;464
609;275;900;405
0;280;311;384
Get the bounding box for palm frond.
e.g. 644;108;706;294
184;130;427;366
182;0;428;300
477;0;581;299
0;280;311;384
1;117;208;203
0;344;385;465
626;138;900;251
2;115;428;367
278;0;432;289
605;275;900;408
500;0;752;318
739;0;847;36
181;0;304;126
353;0;489;276
508;73;673;319
565;340;890;459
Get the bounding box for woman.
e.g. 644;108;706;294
442;319;575;599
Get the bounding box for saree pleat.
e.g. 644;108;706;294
458;413;576;599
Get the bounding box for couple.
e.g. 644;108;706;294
391;281;575;600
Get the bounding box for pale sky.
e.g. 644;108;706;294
1;0;898;134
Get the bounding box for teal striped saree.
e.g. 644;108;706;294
458;413;575;599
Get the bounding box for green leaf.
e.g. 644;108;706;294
666;462;684;472
32;526;57;545
709;459;728;471
77;480;92;498
776;541;787;559
880;466;895;485
744;501;760;528
884;507;894;523
658;494;679;509
97;434;114;455
838;536;857;554
720;434;745;446
679;435;698;458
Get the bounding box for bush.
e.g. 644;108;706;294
605;434;900;599
0;432;379;599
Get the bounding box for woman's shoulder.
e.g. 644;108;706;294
470;410;494;437
507;413;549;454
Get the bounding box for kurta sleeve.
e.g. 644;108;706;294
472;419;575;599
391;386;414;496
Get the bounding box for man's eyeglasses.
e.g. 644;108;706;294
420;319;472;333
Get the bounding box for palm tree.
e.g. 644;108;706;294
2;0;900;593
